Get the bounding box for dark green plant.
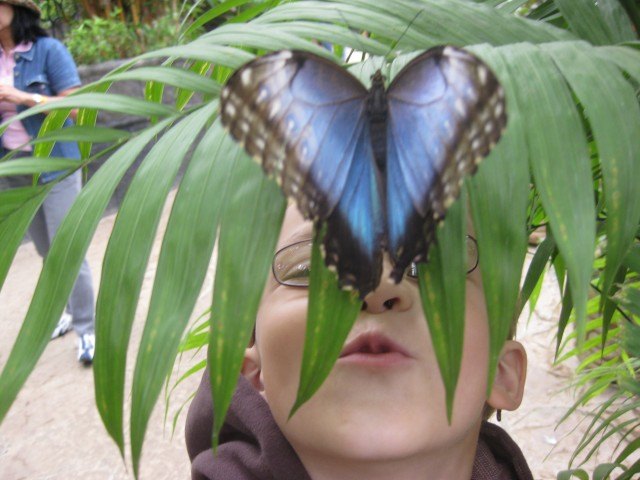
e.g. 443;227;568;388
50;1;205;64
554;246;640;480
64;9;141;64
0;1;639;478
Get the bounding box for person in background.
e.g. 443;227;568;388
0;0;95;365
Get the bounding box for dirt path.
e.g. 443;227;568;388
0;202;621;479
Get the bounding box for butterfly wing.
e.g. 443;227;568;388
323;124;384;296
384;46;507;281
220;50;384;295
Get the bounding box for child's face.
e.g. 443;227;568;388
244;205;520;464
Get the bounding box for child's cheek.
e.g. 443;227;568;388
257;293;308;407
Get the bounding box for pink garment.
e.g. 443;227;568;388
0;42;33;151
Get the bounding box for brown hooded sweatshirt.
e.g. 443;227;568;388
186;373;534;480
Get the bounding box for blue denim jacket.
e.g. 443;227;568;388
8;36;81;183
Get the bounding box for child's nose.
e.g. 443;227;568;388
361;268;413;314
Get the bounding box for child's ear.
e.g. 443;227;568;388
487;340;527;411
242;345;264;392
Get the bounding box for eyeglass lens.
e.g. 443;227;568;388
272;236;479;287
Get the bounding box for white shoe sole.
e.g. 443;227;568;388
51;313;73;339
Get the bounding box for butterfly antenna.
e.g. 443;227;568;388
385;8;425;61
336;8;370;64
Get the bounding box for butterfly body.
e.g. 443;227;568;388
220;47;506;297
367;71;389;171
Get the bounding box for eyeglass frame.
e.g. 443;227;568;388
271;235;479;288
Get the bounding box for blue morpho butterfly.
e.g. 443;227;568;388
220;46;506;298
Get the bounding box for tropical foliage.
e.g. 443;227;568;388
554;250;640;479
41;0;208;63
0;0;639;478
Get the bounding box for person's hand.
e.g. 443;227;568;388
0;85;33;105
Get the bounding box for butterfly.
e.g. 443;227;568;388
220;46;506;298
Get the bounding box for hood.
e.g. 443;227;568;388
186;373;310;480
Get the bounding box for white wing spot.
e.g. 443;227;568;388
256;87;268;104
241;69;253;86
444;119;455;139
224;102;236;117
471;138;481;151
455;99;466;116
268;100;281;119
477;66;488;86
220;88;229;100
465;84;478;101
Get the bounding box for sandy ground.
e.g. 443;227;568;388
0;197;624;479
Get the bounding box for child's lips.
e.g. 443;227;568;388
338;332;414;368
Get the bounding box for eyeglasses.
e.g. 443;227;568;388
272;236;479;287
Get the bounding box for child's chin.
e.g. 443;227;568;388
332;425;442;460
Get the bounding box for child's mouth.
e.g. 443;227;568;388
338;333;413;368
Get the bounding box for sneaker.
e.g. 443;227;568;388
78;333;95;366
51;312;72;339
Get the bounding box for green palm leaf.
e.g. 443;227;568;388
208;151;285;450
466;44;529;389
418;190;467;420
290;226;361;416
556;0;618;45
502;42;596;343
0;185;50;292
94;103;217;456
546;41;640;331
128;119;256;472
